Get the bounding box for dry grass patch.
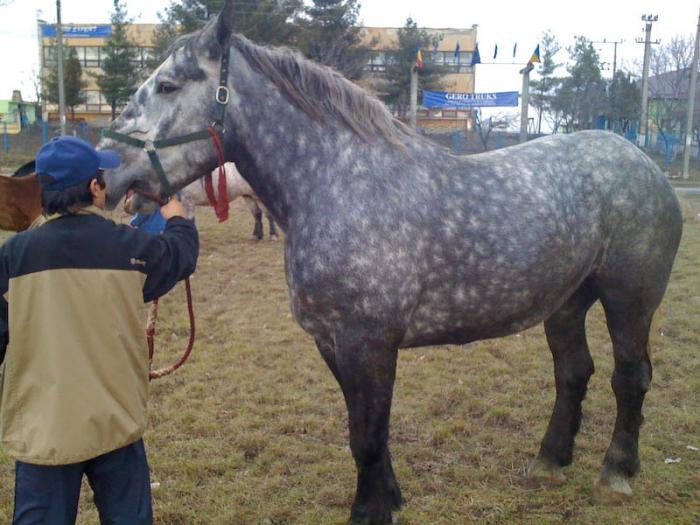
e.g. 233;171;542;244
0;195;698;524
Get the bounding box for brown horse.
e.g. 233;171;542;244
0;161;42;232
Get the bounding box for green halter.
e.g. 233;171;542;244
102;45;231;201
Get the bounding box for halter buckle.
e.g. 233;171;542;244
143;139;156;153
210;121;226;134
216;86;230;105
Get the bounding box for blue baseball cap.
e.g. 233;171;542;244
36;136;121;191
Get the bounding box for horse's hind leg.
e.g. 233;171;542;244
242;196;263;240
317;332;402;525
592;293;655;504
528;281;598;486
267;214;279;240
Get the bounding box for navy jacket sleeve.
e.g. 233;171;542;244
140;217;199;302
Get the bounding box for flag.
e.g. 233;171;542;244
415;47;424;69
454;41;461;58
528;44;541;65
493;44;498;59
470;43;481;66
512;43;517;58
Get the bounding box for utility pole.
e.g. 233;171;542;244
55;0;66;135
590;38;623;79
591;39;623;130
36;10;46;120
636;14;659;149
683;6;700;179
519;62;534;143
409;66;418;129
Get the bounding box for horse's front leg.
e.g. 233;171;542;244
317;332;402;525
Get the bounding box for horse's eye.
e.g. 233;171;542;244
156;83;179;94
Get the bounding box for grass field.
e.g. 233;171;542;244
0;194;699;524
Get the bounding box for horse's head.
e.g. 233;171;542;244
100;1;237;211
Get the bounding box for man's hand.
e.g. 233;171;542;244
160;196;187;221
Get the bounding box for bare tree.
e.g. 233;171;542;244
0;0;15;6
648;35;694;157
31;68;42;103
475;112;517;151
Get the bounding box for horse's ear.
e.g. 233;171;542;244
216;0;235;47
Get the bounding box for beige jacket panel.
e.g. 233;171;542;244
1;268;148;465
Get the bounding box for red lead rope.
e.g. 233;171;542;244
133;127;228;379
204;127;229;222
147;279;196;380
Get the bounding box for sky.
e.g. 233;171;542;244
1;0;699;109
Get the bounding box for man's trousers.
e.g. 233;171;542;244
12;439;152;525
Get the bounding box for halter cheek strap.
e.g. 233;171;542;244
102;45;231;222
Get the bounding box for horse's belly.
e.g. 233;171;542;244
400;305;546;348
398;271;587;349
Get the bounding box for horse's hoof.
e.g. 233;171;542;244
525;457;567;488
347;512;396;525
592;471;632;505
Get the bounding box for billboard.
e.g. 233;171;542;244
423;90;519;108
42;25;112;38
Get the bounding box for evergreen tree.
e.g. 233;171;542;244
550;37;606;130
94;1;139;120
152;0;303;65
607;70;640;132
44;47;87;120
380;18;444;115
529;30;561;134
297;0;374;80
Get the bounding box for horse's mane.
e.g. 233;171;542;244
229;34;415;148
170;21;416;148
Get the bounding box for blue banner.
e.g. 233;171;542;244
423;90;519;108
42;25;112;38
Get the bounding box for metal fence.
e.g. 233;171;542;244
0;121;105;167
2;119;698;174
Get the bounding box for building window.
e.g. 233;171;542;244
424;51;473;72
142;47;155;66
43;45;56;64
364;51;387;72
85;90;102;112
430;50;444;66
85;46;100;67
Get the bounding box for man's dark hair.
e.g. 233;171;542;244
39;171;106;215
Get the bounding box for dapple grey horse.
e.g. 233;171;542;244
99;4;683;523
180;162;278;239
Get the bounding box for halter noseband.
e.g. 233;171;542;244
103;44;231;220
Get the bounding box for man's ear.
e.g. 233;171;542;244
89;178;103;199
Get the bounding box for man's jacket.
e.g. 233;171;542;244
0;206;198;465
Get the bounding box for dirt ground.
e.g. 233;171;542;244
0;192;698;524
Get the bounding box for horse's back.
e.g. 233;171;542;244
288;130;682;348
402;131;682;345
180;162;254;205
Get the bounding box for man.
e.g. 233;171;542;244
0;136;198;524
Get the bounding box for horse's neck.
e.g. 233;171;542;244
226;95;344;226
